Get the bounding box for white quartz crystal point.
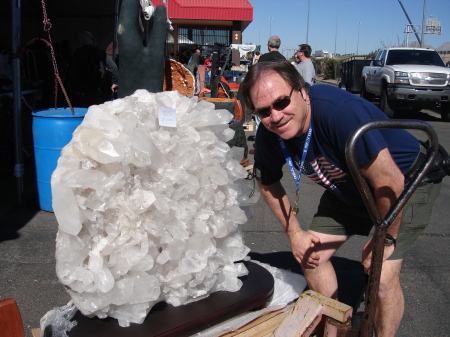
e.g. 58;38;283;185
52;89;256;327
52;180;82;236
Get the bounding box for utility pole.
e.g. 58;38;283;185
334;16;338;56
421;0;427;47
398;0;422;46
306;0;310;44
269;17;272;37
356;22;361;55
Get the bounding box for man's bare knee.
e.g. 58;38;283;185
378;259;403;298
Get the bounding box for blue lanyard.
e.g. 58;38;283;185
277;122;312;213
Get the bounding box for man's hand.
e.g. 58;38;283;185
118;0;167;97
257;181;320;268
288;230;321;268
361;238;395;273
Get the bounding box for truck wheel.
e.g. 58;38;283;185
360;82;373;102
380;90;396;118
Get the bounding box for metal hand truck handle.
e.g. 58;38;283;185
345;119;439;337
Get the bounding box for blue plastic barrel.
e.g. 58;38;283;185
32;108;87;212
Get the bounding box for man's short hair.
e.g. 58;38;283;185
268;36;281;49
79;31;95;45
241;60;309;112
298;44;312;58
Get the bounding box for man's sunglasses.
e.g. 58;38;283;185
253;87;294;118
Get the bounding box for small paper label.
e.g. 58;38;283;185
158;107;177;127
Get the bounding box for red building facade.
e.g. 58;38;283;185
153;0;253;60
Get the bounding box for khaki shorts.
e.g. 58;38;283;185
310;181;441;260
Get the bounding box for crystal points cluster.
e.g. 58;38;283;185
52;90;256;327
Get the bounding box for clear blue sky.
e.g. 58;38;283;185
242;0;450;58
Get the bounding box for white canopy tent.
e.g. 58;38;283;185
230;44;257;58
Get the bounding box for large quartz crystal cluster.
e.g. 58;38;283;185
52;90;257;327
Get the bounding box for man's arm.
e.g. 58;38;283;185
258;181;320;268
360;147;405;270
105;56;119;84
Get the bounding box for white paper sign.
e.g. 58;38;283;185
158;107;177;127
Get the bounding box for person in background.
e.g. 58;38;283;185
241;60;445;337
291;52;301;66
187;48;201;94
249;36;286;154
188;48;201;66
204;54;213;85
69;31;118;107
252;51;261;65
258;36;286;63
187;48;201;74
296;44;315;86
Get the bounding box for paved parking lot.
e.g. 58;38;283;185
1;89;449;336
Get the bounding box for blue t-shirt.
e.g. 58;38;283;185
254;84;419;207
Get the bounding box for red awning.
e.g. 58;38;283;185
167;0;253;22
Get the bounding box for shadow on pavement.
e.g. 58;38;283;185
0;205;40;243
249;251;366;310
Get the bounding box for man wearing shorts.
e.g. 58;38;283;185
241;60;442;337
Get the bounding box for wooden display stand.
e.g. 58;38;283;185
65;262;274;337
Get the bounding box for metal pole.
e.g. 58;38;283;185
269;17;272;37
398;0;422;46
12;0;24;206
356;22;360;55
421;0;427;47
346;119;439;337
334;16;337;56
306;0;310;44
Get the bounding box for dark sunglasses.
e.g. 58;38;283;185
253;87;294;118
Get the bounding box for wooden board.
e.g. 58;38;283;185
219;303;294;337
31;328;41;337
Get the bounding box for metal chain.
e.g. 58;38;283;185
41;0;74;114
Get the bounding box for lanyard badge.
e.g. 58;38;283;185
277;122;312;215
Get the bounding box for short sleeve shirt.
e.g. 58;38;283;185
254;85;420;207
296;59;316;85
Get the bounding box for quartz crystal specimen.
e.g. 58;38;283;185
52;90;258;327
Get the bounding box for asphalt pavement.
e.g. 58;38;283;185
1;86;449;336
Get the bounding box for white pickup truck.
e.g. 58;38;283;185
360;48;450;121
